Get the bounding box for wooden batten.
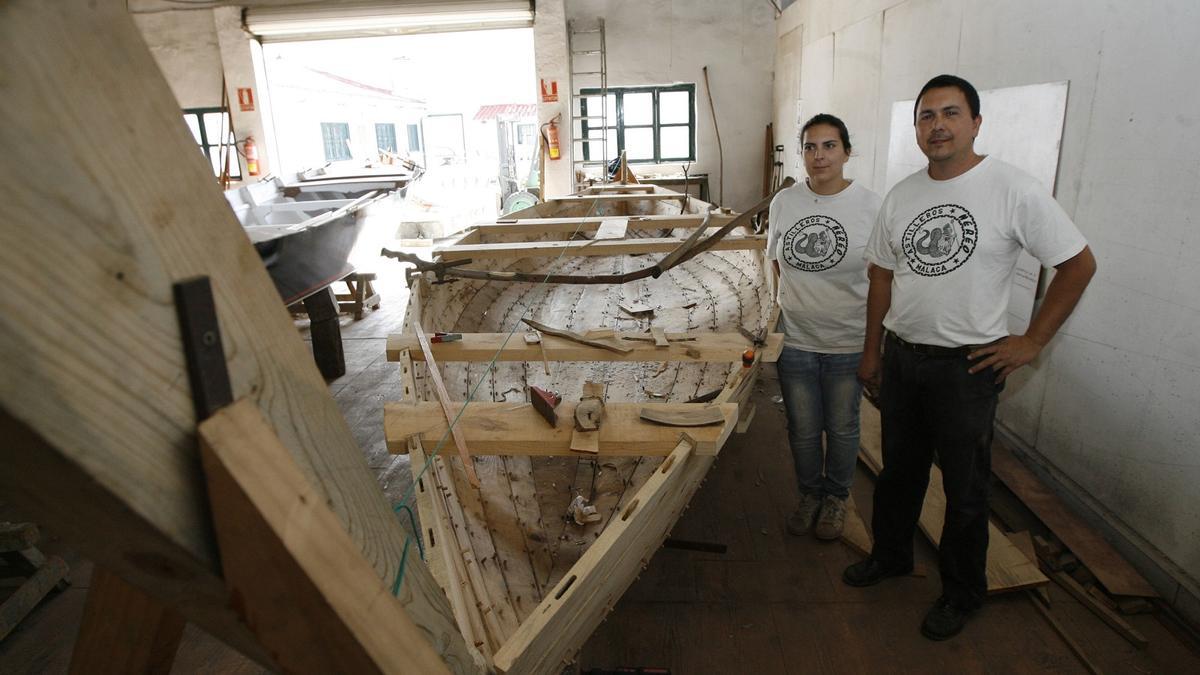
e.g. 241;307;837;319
434;235;765;261
471;214;734;238
385;403;736;457
387;332;784;364
555;193;686;202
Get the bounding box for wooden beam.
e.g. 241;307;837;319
68;568;185;675
473;214;734;238
412;318;480;488
197;399;476;674
554;193;686;202
858;401;1049;594
435;235;765;261
991;441;1157;598
387;332;784;364
385;403;736;457
581;184;656;193
493;438;711;674
0;2;470;668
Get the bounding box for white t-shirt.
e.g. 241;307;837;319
864;156;1088;347
767;180;882;353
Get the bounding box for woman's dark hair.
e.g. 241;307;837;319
800;113;851;153
914;74;981;122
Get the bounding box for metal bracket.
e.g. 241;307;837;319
173;276;233;421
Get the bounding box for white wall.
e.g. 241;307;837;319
777;0;1200;619
563;0;777;210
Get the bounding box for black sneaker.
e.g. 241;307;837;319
841;557;914;587
920;596;976;641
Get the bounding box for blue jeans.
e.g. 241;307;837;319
776;347;864;500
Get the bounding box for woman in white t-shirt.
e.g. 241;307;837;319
766;114;882;540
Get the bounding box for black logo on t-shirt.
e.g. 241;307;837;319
901;204;977;276
781;215;848;272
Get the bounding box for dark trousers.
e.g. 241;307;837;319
870;334;1002;609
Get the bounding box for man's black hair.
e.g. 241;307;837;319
800;113;852;153
913;74;981;123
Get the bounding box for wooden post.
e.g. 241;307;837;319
303;286;346;379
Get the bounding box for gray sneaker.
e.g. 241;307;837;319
814;495;847;541
787;493;823;536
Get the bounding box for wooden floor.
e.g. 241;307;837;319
2;262;1199;674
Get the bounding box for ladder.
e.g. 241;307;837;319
568;19;609;187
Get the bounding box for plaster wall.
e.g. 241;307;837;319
133;9;224;109
777;0;1200;617
563;0;777;210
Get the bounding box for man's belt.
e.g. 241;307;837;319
885;330;999;357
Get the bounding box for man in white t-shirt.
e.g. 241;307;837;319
842;75;1097;641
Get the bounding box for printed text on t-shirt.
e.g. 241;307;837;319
781;215;849;272
900;204;977;276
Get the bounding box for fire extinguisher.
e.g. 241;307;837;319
243;135;260;176
543;119;561;160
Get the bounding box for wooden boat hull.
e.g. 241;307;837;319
387;182;779;672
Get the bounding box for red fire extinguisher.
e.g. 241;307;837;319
243;135;260;176
544;119;561;160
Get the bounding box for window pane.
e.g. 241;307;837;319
624;92;652;125
659;90;690;125
586;128;616;161
407;124;421;151
625;127;653;160
321;122;352;161
203;112;228;145
184;115;202;143
375;123;397;153
661;125;691;159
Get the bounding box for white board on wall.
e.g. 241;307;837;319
884;81;1070;335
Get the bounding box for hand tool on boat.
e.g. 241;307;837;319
529;386;561;427
429;332;461;343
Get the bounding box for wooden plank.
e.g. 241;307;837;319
473;214;734;238
840;496;873;557
493;438;712;674
0;522;39;553
1050;569;1149;649
387;331;784;364
197;399;472;674
412;318;480;487
555;193;686;202
1027;592;1104;675
593;218;629;240
68;567;184;675
386;402;737;457
0;2;469;667
410;441;491;662
858;401;1048;594
991;442;1157;598
435;235;766;261
582;184;656;194
651;326;669;348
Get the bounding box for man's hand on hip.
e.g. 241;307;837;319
967;335;1044;383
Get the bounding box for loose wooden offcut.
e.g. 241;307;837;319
1050;568;1149;649
639;404;726;427
858;400;1048;594
991;441;1157;598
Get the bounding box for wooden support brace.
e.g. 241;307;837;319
387;331;784;364
386;402;736;457
197;399;477;674
469;213;733;238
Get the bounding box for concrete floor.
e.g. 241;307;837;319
2;260;1198;673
